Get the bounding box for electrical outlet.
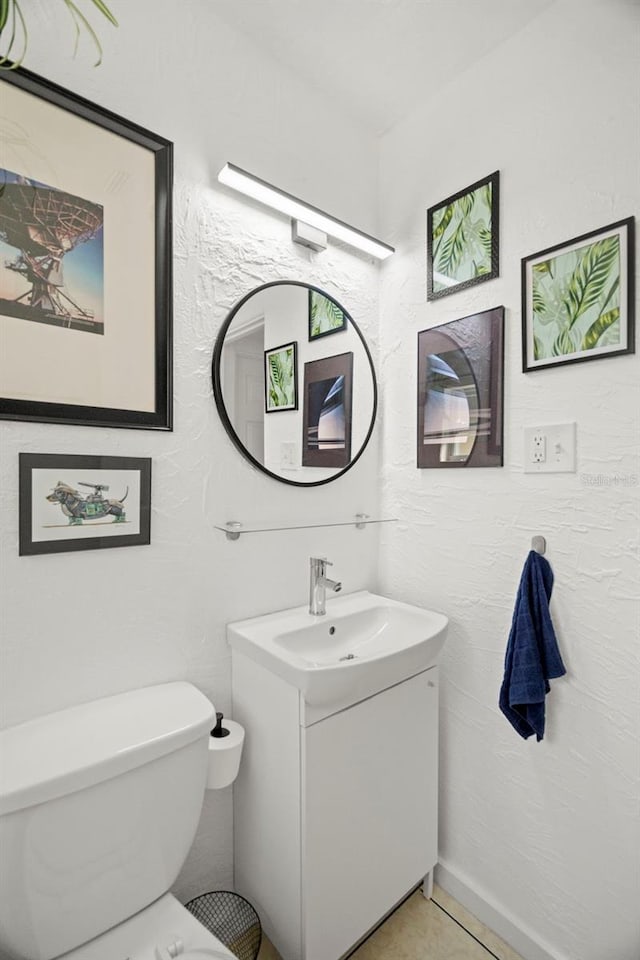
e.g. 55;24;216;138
532;433;546;463
524;424;577;474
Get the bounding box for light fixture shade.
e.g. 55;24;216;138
218;162;394;260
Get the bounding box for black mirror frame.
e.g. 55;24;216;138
212;281;378;487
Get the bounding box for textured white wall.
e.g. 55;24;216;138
378;3;640;960
0;2;381;901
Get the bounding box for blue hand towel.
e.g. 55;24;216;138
499;550;566;741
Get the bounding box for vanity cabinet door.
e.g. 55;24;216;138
301;667;439;960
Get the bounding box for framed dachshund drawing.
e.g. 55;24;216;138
19;453;151;555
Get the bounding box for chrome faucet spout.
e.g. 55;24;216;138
309;557;342;616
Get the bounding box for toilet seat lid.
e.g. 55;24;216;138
57;895;237;960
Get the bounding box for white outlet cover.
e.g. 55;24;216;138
524;423;576;473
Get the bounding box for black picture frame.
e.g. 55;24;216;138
427;171;499;301
521;217;635;372
302;352;353;468
264;340;298;413
417;307;504;469
308;288;347;341
19;453;151;556
0;66;173;430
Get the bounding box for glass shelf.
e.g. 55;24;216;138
214;515;398;541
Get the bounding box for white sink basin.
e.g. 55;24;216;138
228;590;448;708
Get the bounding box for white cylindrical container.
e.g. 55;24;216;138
206;715;245;790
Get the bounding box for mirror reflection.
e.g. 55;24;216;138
423;346;479;463
213;282;376;486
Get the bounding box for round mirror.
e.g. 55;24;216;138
212;281;377;486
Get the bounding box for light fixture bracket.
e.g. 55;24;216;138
291;219;327;253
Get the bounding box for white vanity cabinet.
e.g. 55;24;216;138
232;652;439;960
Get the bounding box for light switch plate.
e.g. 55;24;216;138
524;423;576;473
280;441;297;470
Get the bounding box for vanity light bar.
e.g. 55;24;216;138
218;162;395;260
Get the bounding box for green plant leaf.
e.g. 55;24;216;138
553;328;576;356
89;0;118;26
532;283;547;315
581;306;620;351
0;0;27;68
436;218;467;278
269;355;284;404
268;350;294;405
533;259;553;279
63;0;105;64
432;203;454;237
533;334;543;361
0;0;10;33
477;225;492;258
1;0;117;70
563;236;619;329
432;203;455;259
457;193;475;219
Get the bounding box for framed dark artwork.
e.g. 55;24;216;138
427;171;499;301
521;217;635;372
302;352;353;468
0;66;173;430
417;307;504;468
308;288;347;340
19;453;151;556
265;340;298;413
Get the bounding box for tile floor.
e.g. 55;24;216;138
257;884;523;960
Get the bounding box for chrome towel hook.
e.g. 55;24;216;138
531;535;546;555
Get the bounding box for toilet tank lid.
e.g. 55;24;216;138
0;682;215;815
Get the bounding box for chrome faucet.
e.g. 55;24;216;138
309;557;342;616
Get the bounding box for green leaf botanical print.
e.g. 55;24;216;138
530;234;621;361
266;345;296;409
310;291;346;338
431;181;493;291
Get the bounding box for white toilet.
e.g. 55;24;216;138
0;682;237;960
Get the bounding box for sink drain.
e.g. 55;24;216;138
339;653;358;661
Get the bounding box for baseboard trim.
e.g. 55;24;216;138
435;860;567;960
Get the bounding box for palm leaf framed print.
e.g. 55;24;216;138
264;340;298;413
521;217;635;371
308;288;347;340
427;171;499;300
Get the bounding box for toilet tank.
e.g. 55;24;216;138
0;682;215;960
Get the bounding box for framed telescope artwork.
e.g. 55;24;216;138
0;67;173;430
